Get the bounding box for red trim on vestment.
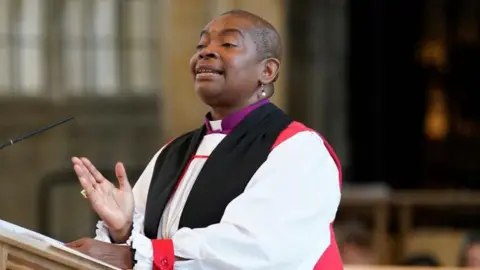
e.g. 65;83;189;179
170;155;209;196
152;239;174;270
273;121;344;270
313;224;343;270
317;134;343;187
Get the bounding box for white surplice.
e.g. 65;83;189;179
95;123;341;270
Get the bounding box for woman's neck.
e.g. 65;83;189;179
210;98;267;120
210;106;242;120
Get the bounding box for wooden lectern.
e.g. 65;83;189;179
0;227;118;270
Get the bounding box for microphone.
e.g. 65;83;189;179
0;117;75;151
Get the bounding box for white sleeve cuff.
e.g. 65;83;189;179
93;209;148;247
94;220;112;243
132;233;153;270
129;210;154;270
93;210;153;269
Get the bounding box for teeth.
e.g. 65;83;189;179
197;68;218;74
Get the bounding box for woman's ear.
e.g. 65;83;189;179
258;58;280;85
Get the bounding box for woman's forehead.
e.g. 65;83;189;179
203;15;255;34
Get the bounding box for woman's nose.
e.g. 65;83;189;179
199;47;219;59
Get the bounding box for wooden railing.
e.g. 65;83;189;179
340;188;480;265
392;190;480;262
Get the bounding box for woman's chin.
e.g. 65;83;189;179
195;86;225;105
195;82;223;96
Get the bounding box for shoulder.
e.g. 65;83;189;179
271;125;325;157
271;121;342;176
273;121;322;149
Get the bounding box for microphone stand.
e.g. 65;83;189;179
0;117;75;151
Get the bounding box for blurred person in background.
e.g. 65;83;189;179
66;9;343;270
458;231;480;267
401;253;441;267
340;228;375;265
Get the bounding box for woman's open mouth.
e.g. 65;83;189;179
195;67;224;80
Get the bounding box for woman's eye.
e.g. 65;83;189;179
196;44;206;50
222;43;237;48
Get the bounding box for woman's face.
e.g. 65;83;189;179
189;14;262;108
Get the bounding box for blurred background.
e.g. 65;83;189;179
0;0;479;268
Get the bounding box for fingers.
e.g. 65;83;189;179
73;164;97;196
65;238;90;248
65;240;81;248
115;162;131;191
65;238;93;255
80;157;106;184
72;157;97;186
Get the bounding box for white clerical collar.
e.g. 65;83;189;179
209;120;223;132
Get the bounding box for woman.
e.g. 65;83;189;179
68;10;343;270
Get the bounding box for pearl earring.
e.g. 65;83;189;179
260;84;266;96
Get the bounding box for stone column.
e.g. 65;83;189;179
158;0;209;140
311;0;349;169
287;0;349;168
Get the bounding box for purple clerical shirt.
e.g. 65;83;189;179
205;99;269;135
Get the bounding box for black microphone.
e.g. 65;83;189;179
0;117;75;151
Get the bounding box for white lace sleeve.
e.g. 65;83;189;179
93;210;154;269
129;211;154;270
92;208;145;244
93;220;112;243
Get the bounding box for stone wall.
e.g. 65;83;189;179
0;97;161;241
